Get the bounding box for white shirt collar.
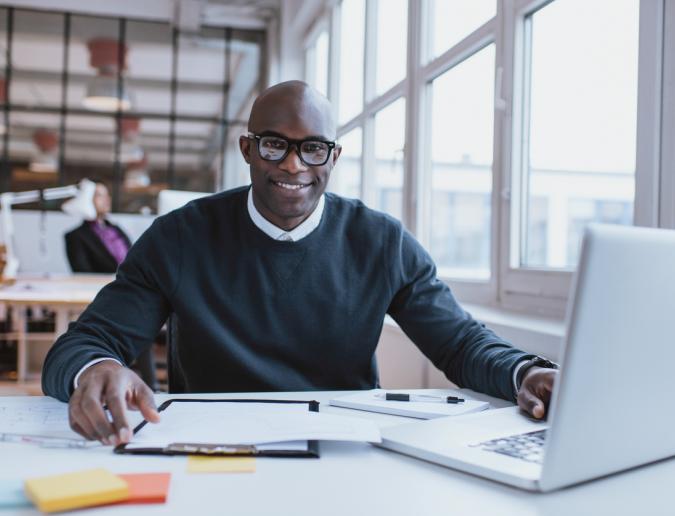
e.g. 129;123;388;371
247;187;325;242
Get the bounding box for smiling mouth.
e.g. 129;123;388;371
272;180;312;191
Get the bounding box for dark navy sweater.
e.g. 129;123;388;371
42;187;530;402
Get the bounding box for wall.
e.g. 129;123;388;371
9;210;154;274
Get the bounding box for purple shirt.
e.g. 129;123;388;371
89;220;130;266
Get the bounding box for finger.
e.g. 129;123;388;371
132;384;161;424
69;394;97;441
79;388;116;444
518;388;545;419
103;386;131;445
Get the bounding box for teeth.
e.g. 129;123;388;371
275;181;308;190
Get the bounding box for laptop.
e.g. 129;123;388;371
378;224;675;492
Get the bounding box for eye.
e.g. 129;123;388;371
302;142;326;153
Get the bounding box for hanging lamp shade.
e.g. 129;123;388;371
82;39;132;112
29;129;59;173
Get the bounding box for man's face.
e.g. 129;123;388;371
239;95;341;231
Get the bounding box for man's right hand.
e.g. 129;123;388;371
68;360;160;445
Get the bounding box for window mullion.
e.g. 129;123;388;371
662;0;675;229
634;0;664;228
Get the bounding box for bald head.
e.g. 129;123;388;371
248;80;336;140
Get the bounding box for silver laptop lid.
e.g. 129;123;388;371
540;224;675;491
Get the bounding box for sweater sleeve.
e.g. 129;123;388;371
42;215;181;401
385;226;532;401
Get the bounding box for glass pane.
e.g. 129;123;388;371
119;116;169;214
63;114;115;191
11;11;64;110
176;28;225;117
374;98;405;221
8;112;60;202
429;0;496;60
227;30;263;121
126;20;172;115
67;16;121;112
171;120;218;192
523;0;639;269
375;0;408;95
429;45;494;280
224;122;249;189
330;127;361;198
338;0;365;124
306;30;329;97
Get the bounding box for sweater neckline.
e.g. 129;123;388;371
241;190;329;249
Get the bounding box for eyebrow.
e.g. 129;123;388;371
258;130;333;142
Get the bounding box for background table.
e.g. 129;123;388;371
0;390;673;516
0;274;113;381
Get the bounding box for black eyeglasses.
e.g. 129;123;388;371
248;132;337;166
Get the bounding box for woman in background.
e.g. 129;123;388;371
65;181;131;273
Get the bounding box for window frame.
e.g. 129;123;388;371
324;0;673;317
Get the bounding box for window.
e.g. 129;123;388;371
337;0;365;124
428;45;495;279
330;128;361;199
374;98;405;220
325;0;672;314
518;0;639;270
375;0;408;95
428;0;496;59
305;29;329;97
0;7;265;213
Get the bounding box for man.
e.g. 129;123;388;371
64;180;131;273
43;81;557;446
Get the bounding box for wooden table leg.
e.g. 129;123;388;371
14;305;27;382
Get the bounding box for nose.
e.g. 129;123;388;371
278;144;308;174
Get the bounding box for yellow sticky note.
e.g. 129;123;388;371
187;456;256;473
24;468;129;513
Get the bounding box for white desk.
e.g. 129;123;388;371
0;274;113;381
1;391;673;516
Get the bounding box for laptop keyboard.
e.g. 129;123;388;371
471;429;547;464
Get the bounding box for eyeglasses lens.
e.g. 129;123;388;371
259;136;329;165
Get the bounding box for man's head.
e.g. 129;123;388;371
239;80;341;231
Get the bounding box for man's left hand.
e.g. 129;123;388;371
517;367;558;419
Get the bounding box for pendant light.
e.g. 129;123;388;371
83;38;132;112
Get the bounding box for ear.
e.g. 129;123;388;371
239;135;252;164
331;144;342;166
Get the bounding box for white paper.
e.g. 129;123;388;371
130;401;382;447
329;389;490;419
0;396;143;447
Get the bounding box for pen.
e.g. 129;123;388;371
375;393;465;404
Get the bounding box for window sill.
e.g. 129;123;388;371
383;302;565;362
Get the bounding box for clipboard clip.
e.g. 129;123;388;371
165;442;257;455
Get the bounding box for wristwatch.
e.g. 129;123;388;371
516;356;559;390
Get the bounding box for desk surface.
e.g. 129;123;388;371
1;391;673;516
0;274;113;305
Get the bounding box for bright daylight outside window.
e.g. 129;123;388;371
375;0;407;95
306;30;328;97
374;98;406;221
330;128;362;199
338;0;365;124
429;44;495;280
521;0;639;269
429;0;496;60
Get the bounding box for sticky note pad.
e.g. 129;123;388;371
187;456;256;473
24;468;129;513
0;480;31;509
116;473;171;504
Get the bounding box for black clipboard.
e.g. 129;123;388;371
114;398;320;458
